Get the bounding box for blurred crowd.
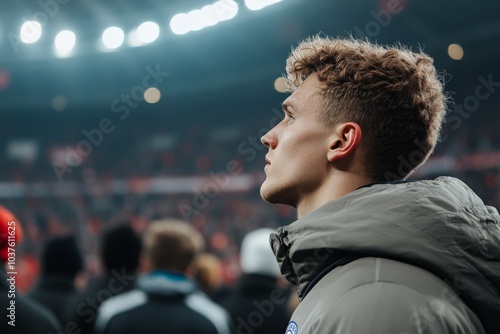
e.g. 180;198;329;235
1;208;297;333
4;191;296;293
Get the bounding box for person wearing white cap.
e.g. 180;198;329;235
221;228;290;334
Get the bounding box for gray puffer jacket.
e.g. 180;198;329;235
270;177;500;333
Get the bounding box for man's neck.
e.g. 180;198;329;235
296;173;371;218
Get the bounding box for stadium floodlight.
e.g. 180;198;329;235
170;13;191;35
187;10;206;32
244;0;283;11
102;26;125;49
137;21;160;44
200;5;220;27
55;30;76;55
213;0;238;21
170;0;238;35
20;21;42;43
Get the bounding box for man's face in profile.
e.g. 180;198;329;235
260;74;333;208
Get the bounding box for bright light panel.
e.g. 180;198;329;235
200;5;220;27
20;21;42;43
137;22;160;44
102;27;124;49
170;0;238;35
245;0;282;11
55;30;76;53
213;0;238;20
188;10;206;32
170;14;191;35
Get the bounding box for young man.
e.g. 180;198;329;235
94;219;233;334
260;36;500;333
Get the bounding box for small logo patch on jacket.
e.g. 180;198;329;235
286;321;298;334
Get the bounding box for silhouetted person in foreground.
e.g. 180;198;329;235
0;205;62;334
64;222;142;334
28;234;83;325
94;219;233;334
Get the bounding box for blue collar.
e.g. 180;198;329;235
149;269;188;282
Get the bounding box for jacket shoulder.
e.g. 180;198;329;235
94;290;147;333
292;258;485;334
185;292;233;334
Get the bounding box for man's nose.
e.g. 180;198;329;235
261;130;276;149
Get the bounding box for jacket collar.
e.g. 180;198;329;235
270;216;356;300
138;270;196;297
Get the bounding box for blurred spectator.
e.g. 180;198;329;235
221;228;291;334
193;252;231;303
94;219;233;334
64;221;142;334
28;234;83;324
0;205;62;333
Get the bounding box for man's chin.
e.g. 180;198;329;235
260;182;278;203
259;183;273;202
260;183;295;207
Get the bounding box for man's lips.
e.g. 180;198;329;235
264;156;271;172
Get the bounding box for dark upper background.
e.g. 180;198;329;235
0;0;499;187
1;0;499;124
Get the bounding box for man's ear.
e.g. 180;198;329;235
327;122;362;162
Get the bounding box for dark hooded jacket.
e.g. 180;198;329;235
271;176;500;333
94;271;233;334
1;268;62;334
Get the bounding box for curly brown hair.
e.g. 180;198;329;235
286;35;448;181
